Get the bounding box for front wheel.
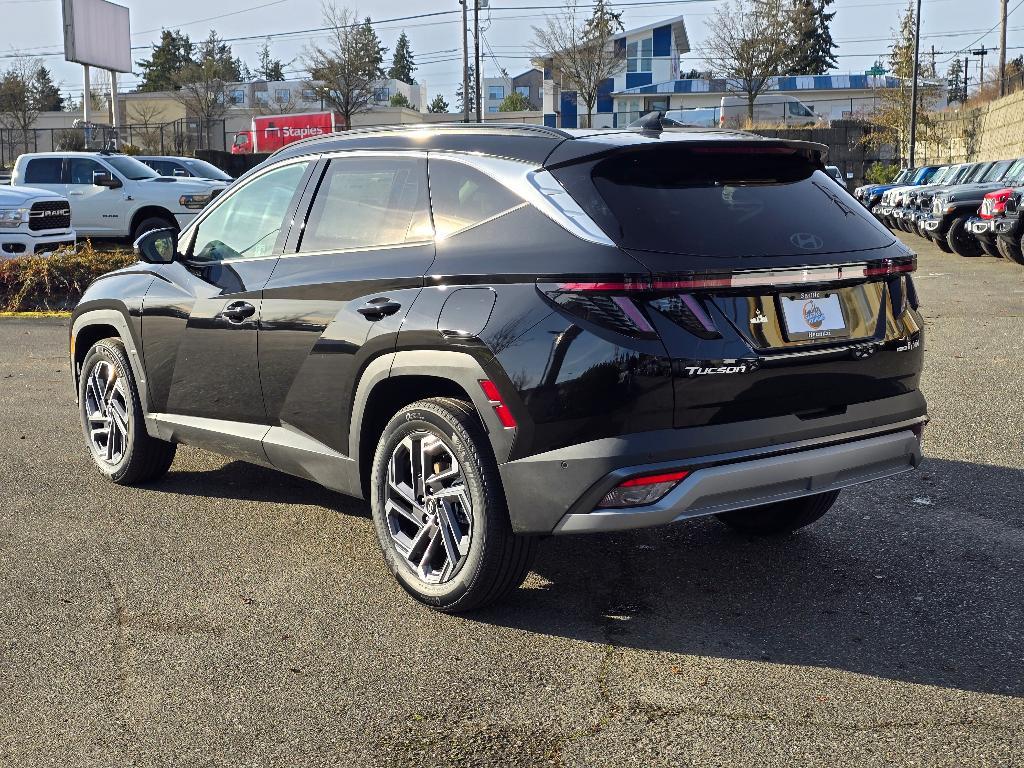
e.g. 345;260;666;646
716;490;840;535
946;216;983;257
132;215;176;243
997;236;1024;265
979;238;1002;258
79;337;176;484
370;398;537;613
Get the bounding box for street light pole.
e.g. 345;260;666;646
473;0;482;122
999;0;1009;96
461;0;469;123
908;0;923;167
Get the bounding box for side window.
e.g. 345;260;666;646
147;160;172;176
299;156;431;253
25;157;64;184
191;161;309;262
428;160;522;238
69;158;108;185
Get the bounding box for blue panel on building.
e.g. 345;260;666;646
652;25;671;57
850;75;868;89
777;77;797;91
626;72;653;89
813;75;832;90
560;91;578;128
543;113;557;128
596;78;614;113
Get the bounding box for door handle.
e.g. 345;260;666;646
357;297;401;320
220;301;256;324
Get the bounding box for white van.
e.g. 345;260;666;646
719;94;824;128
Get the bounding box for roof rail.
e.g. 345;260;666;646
274;121;573;155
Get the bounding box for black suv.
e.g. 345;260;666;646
70;123;927;611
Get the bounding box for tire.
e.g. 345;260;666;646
370;397;537;613
946;215;983;257
933;234;953;253
131;215;176;243
78;337;176;484
979;238;1002;258
715;490;840;535
998;236;1024;265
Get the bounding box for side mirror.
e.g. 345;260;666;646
134;227;177;264
93;171;122;189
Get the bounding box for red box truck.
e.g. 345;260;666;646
230;111;345;154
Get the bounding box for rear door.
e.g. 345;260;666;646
257;151;435;455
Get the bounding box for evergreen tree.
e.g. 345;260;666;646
196;30;244;83
31;65;63;111
137;29;194;92
784;0;837;74
946;57;966;104
356;18;388;80
583;0;623;39
427;93;449;113
389;91;412;108
254;39;286;81
455;63;476;115
388;31;416;84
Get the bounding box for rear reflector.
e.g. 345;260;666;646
479;379;517;428
597;470;689;509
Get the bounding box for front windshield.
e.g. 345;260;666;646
927;166;951;185
964;163;992;183
105;155;159;180
184;159;232;181
982;160;1012;183
944;165;968;184
1002;158;1024;185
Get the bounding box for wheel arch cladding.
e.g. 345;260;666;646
351;350;517;499
71;308;150;413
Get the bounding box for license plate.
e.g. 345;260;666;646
778;291;849;341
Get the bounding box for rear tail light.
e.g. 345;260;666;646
597;470;690;509
478;379;517;428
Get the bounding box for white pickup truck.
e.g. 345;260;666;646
11;152;227;241
0;185;75;259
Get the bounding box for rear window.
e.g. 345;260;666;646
553;145;894;258
24;158;63;184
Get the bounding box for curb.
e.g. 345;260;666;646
0;311;72;318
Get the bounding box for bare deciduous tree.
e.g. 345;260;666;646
0;56;44;156
699;0;793;127
304;3;387;129
127;100;167;153
532;0;624;129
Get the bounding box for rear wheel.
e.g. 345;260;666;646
946;216;983;257
998;236;1024;265
370;397;537;613
716;490;840;535
78;338;176;484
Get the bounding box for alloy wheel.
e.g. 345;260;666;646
83;359;130;465
385;430;473;584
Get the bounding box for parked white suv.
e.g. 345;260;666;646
0;185;75;259
11;152;226;240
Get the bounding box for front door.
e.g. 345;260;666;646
140;159;314;435
66;157;124;236
258;153;436;455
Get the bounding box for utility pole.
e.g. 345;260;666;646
908;0;922;167
473;0;482;122
461;0;469;123
999;0;1009;96
972;46;988;90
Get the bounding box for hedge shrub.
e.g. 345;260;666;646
0;243;135;312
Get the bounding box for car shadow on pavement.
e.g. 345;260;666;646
474;457;1024;699
155;459;371;518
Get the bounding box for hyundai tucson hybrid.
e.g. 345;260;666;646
70;123;927;612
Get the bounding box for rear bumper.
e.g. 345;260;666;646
499;390;927;534
554;429;921;533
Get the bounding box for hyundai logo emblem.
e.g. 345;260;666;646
790;232;824;250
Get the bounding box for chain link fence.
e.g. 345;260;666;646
0;119;229;168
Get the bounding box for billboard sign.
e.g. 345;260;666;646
62;0;131;73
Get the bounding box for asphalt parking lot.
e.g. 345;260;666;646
2;231;1023;767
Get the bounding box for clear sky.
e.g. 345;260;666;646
6;0;1011;107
